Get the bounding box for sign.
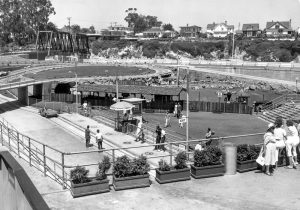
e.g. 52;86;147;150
217;91;223;98
179;115;187;123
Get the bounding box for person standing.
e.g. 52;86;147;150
273;117;286;169
263;123;277;176
95;129;103;150
85;125;91;148
177;103;182;119
154;125;162;150
174;103;178;117
285;120;300;169
164;111;171;128
205;128;212;139
160;129;166;152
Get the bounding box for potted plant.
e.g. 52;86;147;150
70;156;111;198
237;144;261;173
155;151;190;184
191;146;224;179
113;155;150;191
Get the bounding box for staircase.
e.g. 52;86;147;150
259;103;300;123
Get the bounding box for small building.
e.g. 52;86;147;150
206;21;234;38
242;23;260;37
100;24;134;40
143;27;163;38
265;20;293;37
179;25;202;38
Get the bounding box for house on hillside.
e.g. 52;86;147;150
206;21;234;38
179;25;202;38
265;20;293;37
143;27;163;38
242;23;260;37
100;24;134;40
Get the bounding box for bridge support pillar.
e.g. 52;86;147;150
33;84;43;99
18;86;29;105
42;82;52;101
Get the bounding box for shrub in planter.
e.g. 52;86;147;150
191;146;224;179
113;155;150;191
236;144;261;173
96;156;111;180
155;152;190;184
70;166;90;184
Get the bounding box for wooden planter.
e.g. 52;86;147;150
237;159;258;173
155;168;190;184
71;178;109;198
191;164;225;179
113;174;150;191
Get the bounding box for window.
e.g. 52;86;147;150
275;24;279;29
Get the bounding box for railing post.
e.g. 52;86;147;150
62;153;66;189
169;143;173;166
29;138;32;166
17;132;20;157
8;128;11;151
43;145;46;177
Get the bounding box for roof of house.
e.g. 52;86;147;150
180;25;201;29
266;21;291;30
242;23;259;31
207;23;234;30
143;27;163;33
77;84;183;96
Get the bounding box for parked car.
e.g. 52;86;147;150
39;108;58;118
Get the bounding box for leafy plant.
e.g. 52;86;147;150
113;155;132;178
174;151;188;169
194;146;223;167
70;166;90;184
96;156;111;180
158;159;171;171
113;155;150;178
237;144;261;161
131;155;150;175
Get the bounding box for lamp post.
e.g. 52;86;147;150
186;67;190;153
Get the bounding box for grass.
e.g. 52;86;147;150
24;65;155;80
143;111;267;145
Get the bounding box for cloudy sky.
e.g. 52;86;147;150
49;0;300;32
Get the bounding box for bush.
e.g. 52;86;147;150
237;144;261;161
113;155;150;178
158;159;171;171
194;146;223;167
96;156;111;180
70;166;90;184
131;155;150;175
174;151;188;169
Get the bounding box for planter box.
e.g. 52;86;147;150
191;164;225;179
155;168;190;184
237;159;258;173
71;178;109;198
113;174;150;191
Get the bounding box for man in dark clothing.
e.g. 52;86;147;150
122;113;129;133
154;125;162;150
85;125;91;147
177;103;182;119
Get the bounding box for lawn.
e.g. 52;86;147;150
143;111;267;145
24;65;155;80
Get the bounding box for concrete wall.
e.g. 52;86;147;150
18;86;28;105
42;82;52;101
0;158;32;210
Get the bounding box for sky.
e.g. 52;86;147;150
49;0;300;32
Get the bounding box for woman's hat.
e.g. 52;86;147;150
268;123;275;128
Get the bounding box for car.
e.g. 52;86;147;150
39;108;58;118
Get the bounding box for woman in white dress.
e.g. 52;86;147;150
263;123;277;176
273;118;286;169
285;120;300;169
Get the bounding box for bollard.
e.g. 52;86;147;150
224;142;237;175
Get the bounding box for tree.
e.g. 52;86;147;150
89;26;96;34
45;22;58;32
163;23;174;31
71;24;81;34
21;0;56;35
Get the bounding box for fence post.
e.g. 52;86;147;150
8;128;11;151
43;145;46;177
17;132;20;157
62;153;66;189
29;138;32;166
169;143;173;166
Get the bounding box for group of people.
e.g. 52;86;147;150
154;125;167;152
263;117;300;176
85;125;104;150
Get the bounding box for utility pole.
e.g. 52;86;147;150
232;31;235;59
67;17;71;32
186;67;190;154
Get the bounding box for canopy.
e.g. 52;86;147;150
110;101;135;111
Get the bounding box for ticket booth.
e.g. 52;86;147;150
122;98;145;115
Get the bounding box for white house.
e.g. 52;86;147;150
206;21;234;38
265;20;293;37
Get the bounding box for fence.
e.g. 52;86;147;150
187;101;253;114
0;115;264;191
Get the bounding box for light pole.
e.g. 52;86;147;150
186;67;190;153
75;72;78;114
